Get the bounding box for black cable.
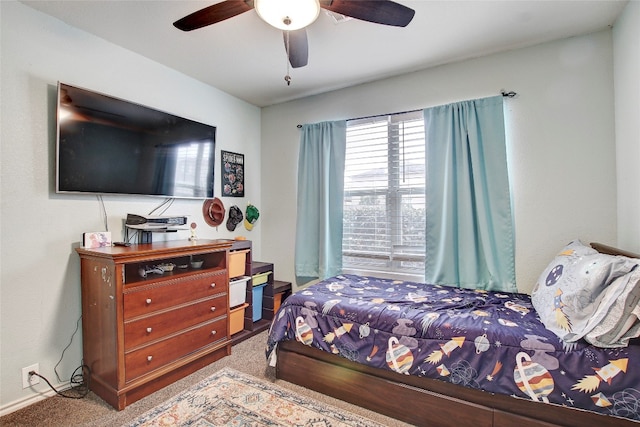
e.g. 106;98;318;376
41;315;91;399
54;316;82;383
126;228;138;243
157;198;174;216
30;364;90;399
148;198;174;216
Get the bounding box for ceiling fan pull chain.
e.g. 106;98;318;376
285;31;292;86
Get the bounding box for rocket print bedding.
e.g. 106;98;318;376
267;274;640;422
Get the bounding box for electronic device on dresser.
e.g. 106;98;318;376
125;214;190;244
125;213;188;229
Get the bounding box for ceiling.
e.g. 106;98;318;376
22;0;627;107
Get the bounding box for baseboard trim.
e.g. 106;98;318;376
0;381;70;417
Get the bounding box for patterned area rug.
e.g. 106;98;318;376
127;367;384;426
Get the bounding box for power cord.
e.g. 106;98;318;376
29;315;91;399
54;316;82;383
97;195;108;232
148;198;174;216
29;364;90;399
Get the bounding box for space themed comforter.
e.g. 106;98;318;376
266;274;640;421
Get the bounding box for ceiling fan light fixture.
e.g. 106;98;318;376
255;0;321;31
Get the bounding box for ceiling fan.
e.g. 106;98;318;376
173;0;415;71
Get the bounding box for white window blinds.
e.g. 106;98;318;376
342;111;426;278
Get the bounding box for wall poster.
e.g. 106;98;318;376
221;150;244;197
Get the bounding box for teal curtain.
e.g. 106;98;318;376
424;96;515;291
294;120;347;284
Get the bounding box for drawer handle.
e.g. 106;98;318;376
211;330;217;336
147;356;153;362
146;327;153;333
145;298;152;305
210;283;216;288
210;307;216;312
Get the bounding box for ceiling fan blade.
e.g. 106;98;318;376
173;1;254;31
284;29;309;68
320;0;414;27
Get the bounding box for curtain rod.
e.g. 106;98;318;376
296;90;517;128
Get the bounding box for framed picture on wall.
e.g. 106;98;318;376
221;150;244;197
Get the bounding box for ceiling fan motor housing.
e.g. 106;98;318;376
255;0;321;31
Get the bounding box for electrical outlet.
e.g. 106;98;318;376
22;363;40;389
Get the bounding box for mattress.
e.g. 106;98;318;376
267;274;640;421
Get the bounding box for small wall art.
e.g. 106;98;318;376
221;150;244;197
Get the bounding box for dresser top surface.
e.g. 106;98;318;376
76;239;234;260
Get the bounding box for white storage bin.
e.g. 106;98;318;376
229;276;250;308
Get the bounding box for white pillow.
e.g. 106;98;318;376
531;240;638;343
584;267;640;347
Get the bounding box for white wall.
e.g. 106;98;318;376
261;30;619;294
0;1;261;412
613;0;640;253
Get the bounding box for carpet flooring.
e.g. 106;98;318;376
1;331;410;426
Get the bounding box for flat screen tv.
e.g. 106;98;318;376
56;82;216;199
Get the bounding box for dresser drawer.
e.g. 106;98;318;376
124;271;226;320
124;295;228;350
125;317;227;381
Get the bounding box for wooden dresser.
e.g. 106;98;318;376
76;239;233;410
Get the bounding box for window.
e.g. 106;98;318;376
342;111;426;280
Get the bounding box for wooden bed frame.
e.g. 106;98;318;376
275;243;640;427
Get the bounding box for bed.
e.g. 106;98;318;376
267;241;640;426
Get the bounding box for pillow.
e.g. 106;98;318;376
584;268;640;347
531;240;639;343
